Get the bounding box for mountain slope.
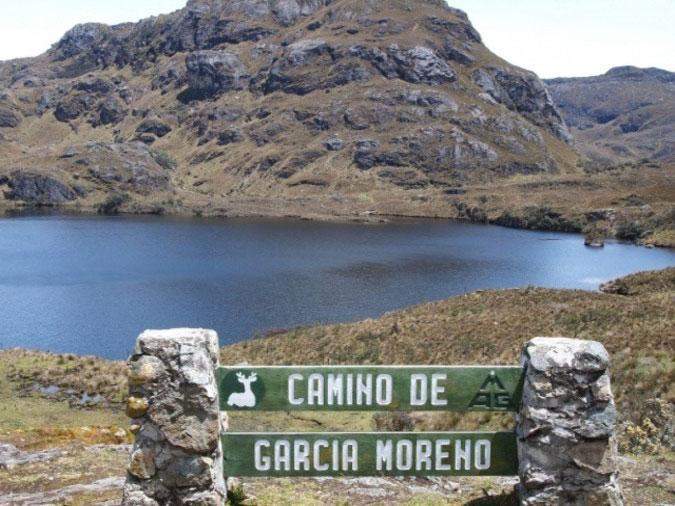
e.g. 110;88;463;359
546;66;675;165
0;0;577;217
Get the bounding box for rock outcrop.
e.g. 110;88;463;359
0;106;21;127
79;142;175;193
95;97;128;126
474;67;570;142
0;443;66;470
262;39;371;95
348;44;457;86
135;118;172;138
186;50;250;97
55;23;114;61
2;171;78;205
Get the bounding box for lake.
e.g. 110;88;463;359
0;214;673;359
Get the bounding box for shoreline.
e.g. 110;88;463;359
2;160;673;248
1;202;670;249
3;271;674;362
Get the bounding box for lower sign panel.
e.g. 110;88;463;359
222;432;517;477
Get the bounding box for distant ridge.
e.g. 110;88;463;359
546;66;675;164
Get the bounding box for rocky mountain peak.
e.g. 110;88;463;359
604;66;674;83
54;23;111;59
182;0;332;25
0;0;577;214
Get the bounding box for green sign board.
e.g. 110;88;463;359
218;366;523;412
222;431;518;477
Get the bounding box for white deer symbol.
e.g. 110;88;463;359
227;372;258;408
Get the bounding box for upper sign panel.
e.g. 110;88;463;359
218;366;523;411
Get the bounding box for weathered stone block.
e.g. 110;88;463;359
123;328;226;506
517;337;623;505
129;448;156;479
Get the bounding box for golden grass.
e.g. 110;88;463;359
223;268;675;423
2;268;672;440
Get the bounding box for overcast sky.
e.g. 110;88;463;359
0;0;673;78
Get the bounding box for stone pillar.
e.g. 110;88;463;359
517;337;623;505
122;328;226;506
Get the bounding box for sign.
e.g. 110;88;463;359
218;366;523;412
222;431;517;477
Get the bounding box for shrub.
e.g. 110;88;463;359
97;192;130;215
615;219;647;240
150;149;178;171
619;420;660;454
583;222;609;246
227;483;247;506
496;206;584;233
373;411;415;432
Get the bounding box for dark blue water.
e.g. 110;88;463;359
0;214;673;359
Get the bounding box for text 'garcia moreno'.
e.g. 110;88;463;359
221;432;518;477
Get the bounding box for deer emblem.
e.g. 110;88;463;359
227;372;258;408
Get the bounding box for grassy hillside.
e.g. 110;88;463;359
0;0;578;218
1;268;673;504
224;268;674;422
433;161;674;247
0;0;581;244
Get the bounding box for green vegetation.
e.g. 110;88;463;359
97;192;130;215
600;267;675;296
462;163;675;247
0;349;128;447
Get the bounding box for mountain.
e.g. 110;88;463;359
0;0;577;217
546;66;675;165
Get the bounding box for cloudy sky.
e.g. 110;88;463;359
0;0;673;78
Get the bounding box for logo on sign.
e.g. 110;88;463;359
223;371;265;408
468;370;512;410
